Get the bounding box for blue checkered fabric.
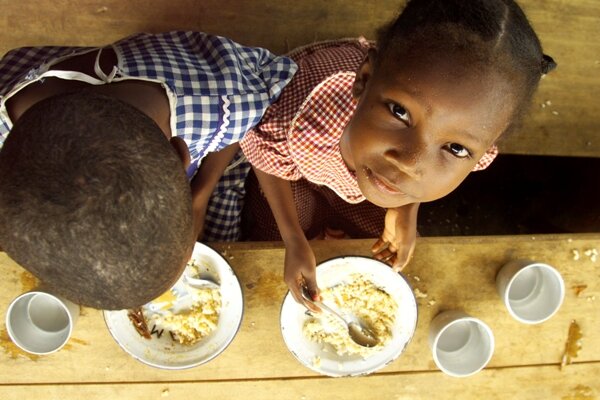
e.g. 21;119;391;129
0;31;297;240
203;150;251;242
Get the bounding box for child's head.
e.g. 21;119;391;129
341;0;555;209
0;91;194;310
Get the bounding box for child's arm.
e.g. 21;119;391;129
371;202;419;271
190;143;241;240
252;167;320;309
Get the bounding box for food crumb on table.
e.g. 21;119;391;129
583;248;598;262
560;320;583;370
572;284;587;296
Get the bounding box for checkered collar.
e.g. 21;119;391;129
285;70;498;204
288;72;365;203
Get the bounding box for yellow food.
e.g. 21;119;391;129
303;274;397;357
150;287;221;345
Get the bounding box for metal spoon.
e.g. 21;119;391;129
183;273;220;290
301;287;379;348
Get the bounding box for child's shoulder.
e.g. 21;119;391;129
286;37;373;62
281;37;372;98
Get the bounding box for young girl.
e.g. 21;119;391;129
240;0;556;306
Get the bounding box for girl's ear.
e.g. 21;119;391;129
352;48;377;99
170;136;191;170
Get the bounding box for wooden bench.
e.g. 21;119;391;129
1;0;599;157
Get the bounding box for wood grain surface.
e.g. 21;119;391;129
0;0;599;157
0;234;598;399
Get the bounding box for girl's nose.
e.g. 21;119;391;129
383;148;422;180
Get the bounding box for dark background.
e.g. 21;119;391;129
418;155;600;236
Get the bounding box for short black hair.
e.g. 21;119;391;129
0;91;193;309
377;0;556;133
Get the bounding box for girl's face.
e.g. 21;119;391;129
340;50;516;208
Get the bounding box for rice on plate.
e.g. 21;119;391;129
280;256;418;377
104;242;243;369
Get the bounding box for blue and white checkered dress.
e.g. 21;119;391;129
0;31;297;241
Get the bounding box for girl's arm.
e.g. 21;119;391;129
371;202;420;271
190;142;241;240
252;167;320;309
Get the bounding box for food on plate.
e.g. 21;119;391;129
302;274;397;357
149;287;221;345
128;258;222;345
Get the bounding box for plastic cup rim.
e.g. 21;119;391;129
431;316;494;378
5;291;75;355
502;263;565;324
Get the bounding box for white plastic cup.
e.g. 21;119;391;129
5;291;80;355
429;310;495;377
496;260;565;324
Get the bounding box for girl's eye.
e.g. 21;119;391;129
387;103;410;124
446;143;471;158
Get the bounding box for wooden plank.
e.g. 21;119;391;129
0;234;598;384
0;0;598;157
0;362;598;400
501;0;600;157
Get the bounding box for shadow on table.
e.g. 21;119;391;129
419;155;600;236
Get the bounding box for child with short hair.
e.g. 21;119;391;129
0;32;296;309
240;0;556;306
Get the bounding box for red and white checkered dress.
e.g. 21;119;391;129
240;38;498;239
240;39;370;202
241;38;497;197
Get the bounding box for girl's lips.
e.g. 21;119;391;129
365;167;407;196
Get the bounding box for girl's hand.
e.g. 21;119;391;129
371;203;420;271
284;238;320;312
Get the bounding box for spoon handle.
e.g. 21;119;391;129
300;288;348;325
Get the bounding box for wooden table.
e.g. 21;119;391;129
0;234;598;399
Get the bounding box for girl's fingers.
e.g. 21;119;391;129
387;254;402;271
371;237;388;253
303;275;320;302
289;282;319;312
373;247;394;262
393;244;415;271
392;256;406;272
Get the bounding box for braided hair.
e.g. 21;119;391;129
376;0;555;132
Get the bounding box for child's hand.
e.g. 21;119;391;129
284;238;321;312
371;203;420;272
192;200;207;241
190;142;242;241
